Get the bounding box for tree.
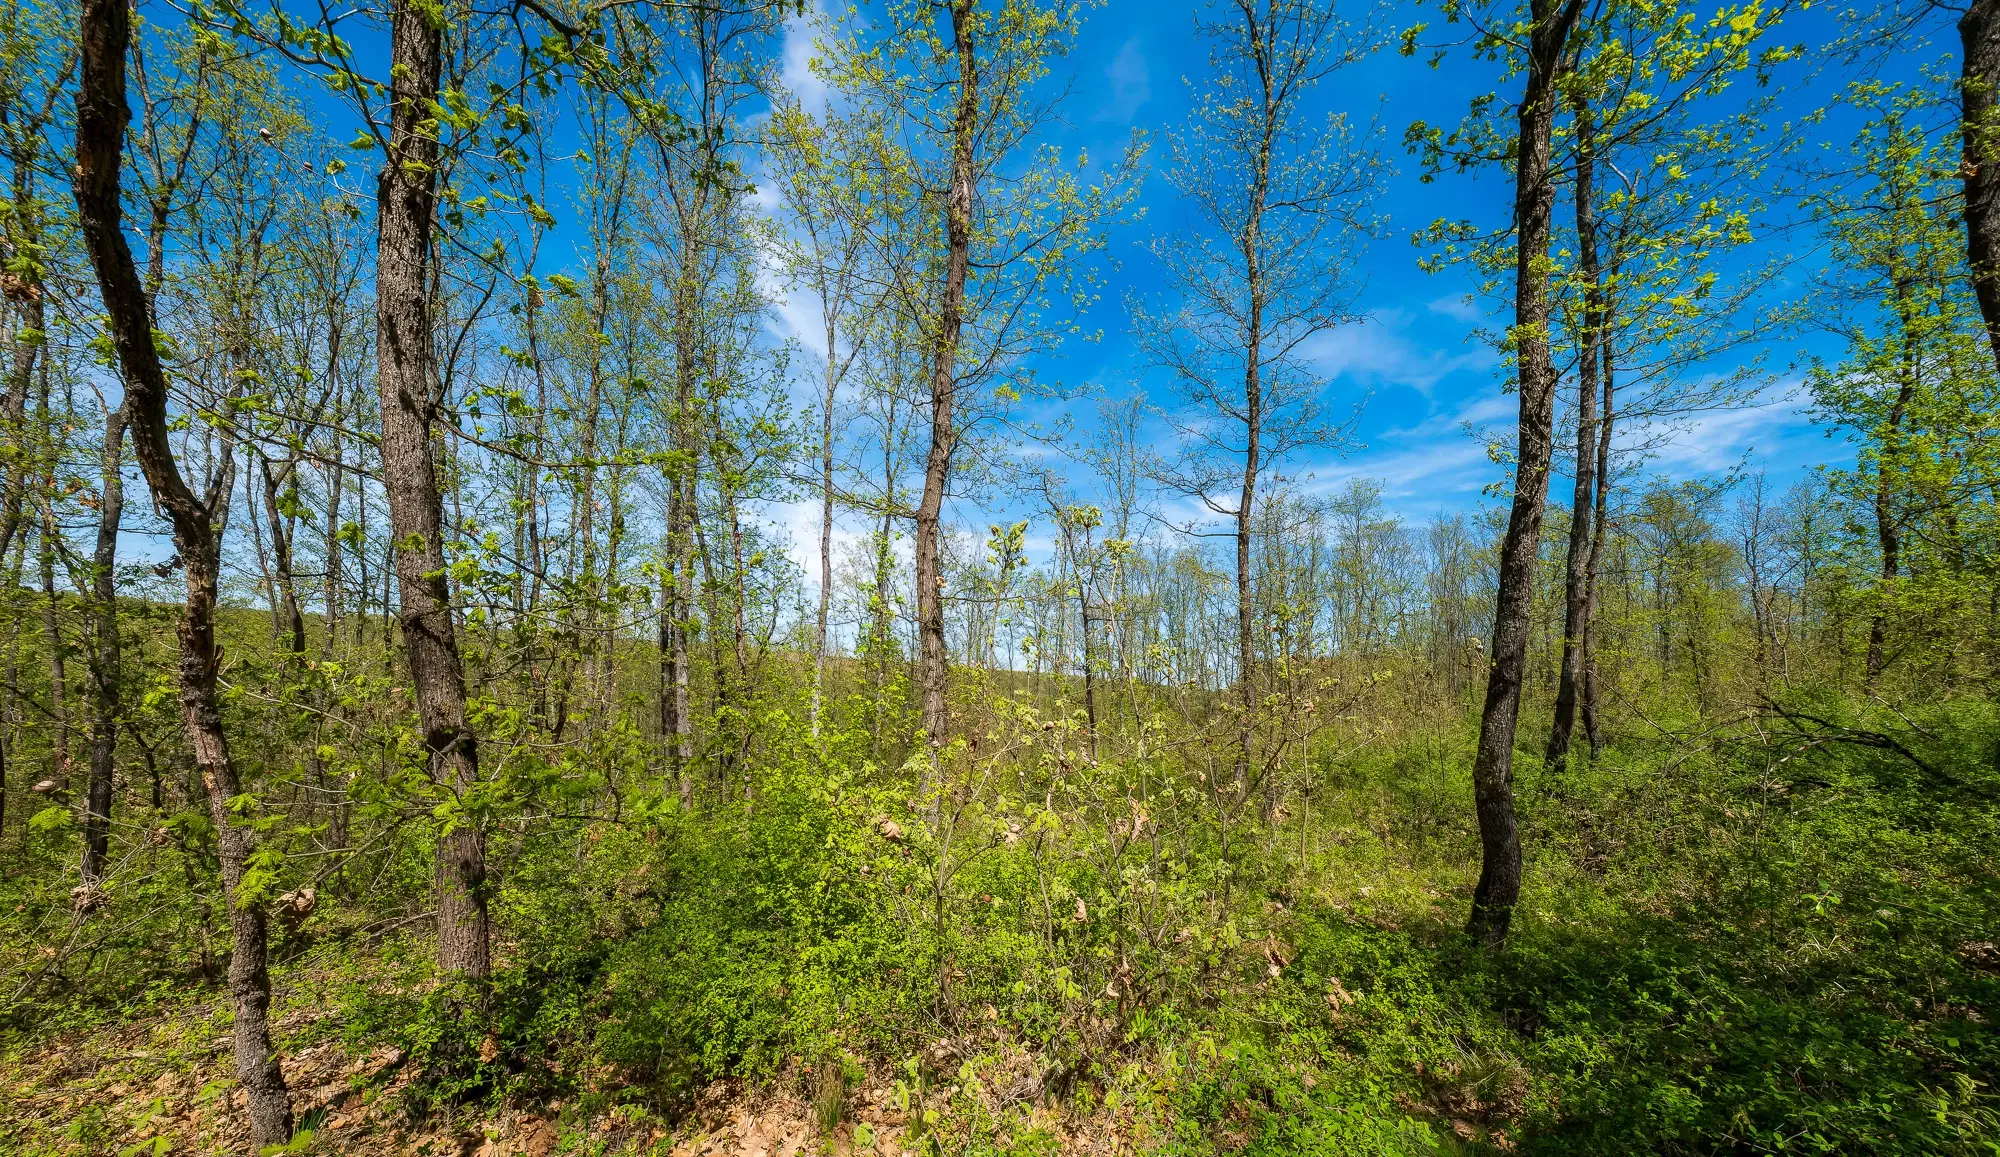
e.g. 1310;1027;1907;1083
1961;0;2000;372
768;98;875;740
1810;85;2000;689
1136;0;1382;815
72;2;293;1143
821;0;1134;758
1465;0;1583;947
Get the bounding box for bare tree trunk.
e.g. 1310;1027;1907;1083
323;453;344;649
1229;4;1278;823
1236;311;1261;813
1580;345;1614;756
916;0;979;758
1865;281;1920;690
814;315;837;740
1079;561;1097;760
1963;0;2000;373
1467;0;1583;948
1546;96;1601;774
260;457;308;657
375;0;487;982
81;404;125;885
38;512;66;781
0;289;41;562
72;2;293;1140
0;99;50;565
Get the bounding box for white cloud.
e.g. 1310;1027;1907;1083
780;10;829;114
1099;38;1150;124
1300;313;1495;396
1426;294;1484;323
1620;391;1814;477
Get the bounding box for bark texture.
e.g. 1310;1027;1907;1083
72;0;293;1140
915;0;980;755
375;0;488;981
1963;0;2000;373
82;404;125;884
1467;0;1583;948
1546;96;1601;775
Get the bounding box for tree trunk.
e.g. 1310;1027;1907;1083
1579;341;1614;756
1962;0;2000;373
1865;281;1920;690
1079;559;1097;760
38;512;66;781
82;404;125;885
813;314;837;740
916;0;979;758
375;0;487;982
1546;96;1601;775
72;0;293;1140
260;457;308;658
1232;7;1277;822
1466;0;1583;948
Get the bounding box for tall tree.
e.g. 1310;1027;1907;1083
72;0;293;1142
1137;0;1381;812
1545;92;1600;774
822;0;1133;760
1465;0;1582;946
373;0;489;981
1961;0;2000;372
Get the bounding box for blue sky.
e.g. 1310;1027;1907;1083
755;0;1955;562
124;0;1957;601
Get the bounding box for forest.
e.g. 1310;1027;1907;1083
0;0;1997;1151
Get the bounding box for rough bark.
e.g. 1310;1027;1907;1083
375;0;488;981
72;0;293;1140
916;0;979;757
81;404;125;885
1962;0;2000;373
1580;336;1614;756
1466;0;1583;948
1546;96;1601;774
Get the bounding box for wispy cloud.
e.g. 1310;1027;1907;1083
1301;312;1495;397
1622;389;1815;477
1426;294;1484;323
780;10;829;114
1098;38;1151;124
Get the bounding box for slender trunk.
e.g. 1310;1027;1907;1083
916;0;979;757
666;285;696;790
82;404;125;885
1235;13;1277;821
375;0;487;982
1962;0;2000;373
1467;0;1583;948
38;513;66;779
1580;340;1614;756
72;2;293;1139
1866;281;1920;689
0;106;48;564
0;290;41;562
261;458;308;657
813;315;837;740
1547;96;1601;774
322;449;343;651
1079;557;1097;760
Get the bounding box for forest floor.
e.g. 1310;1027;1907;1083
7;701;1999;1156
4;942;1223;1157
